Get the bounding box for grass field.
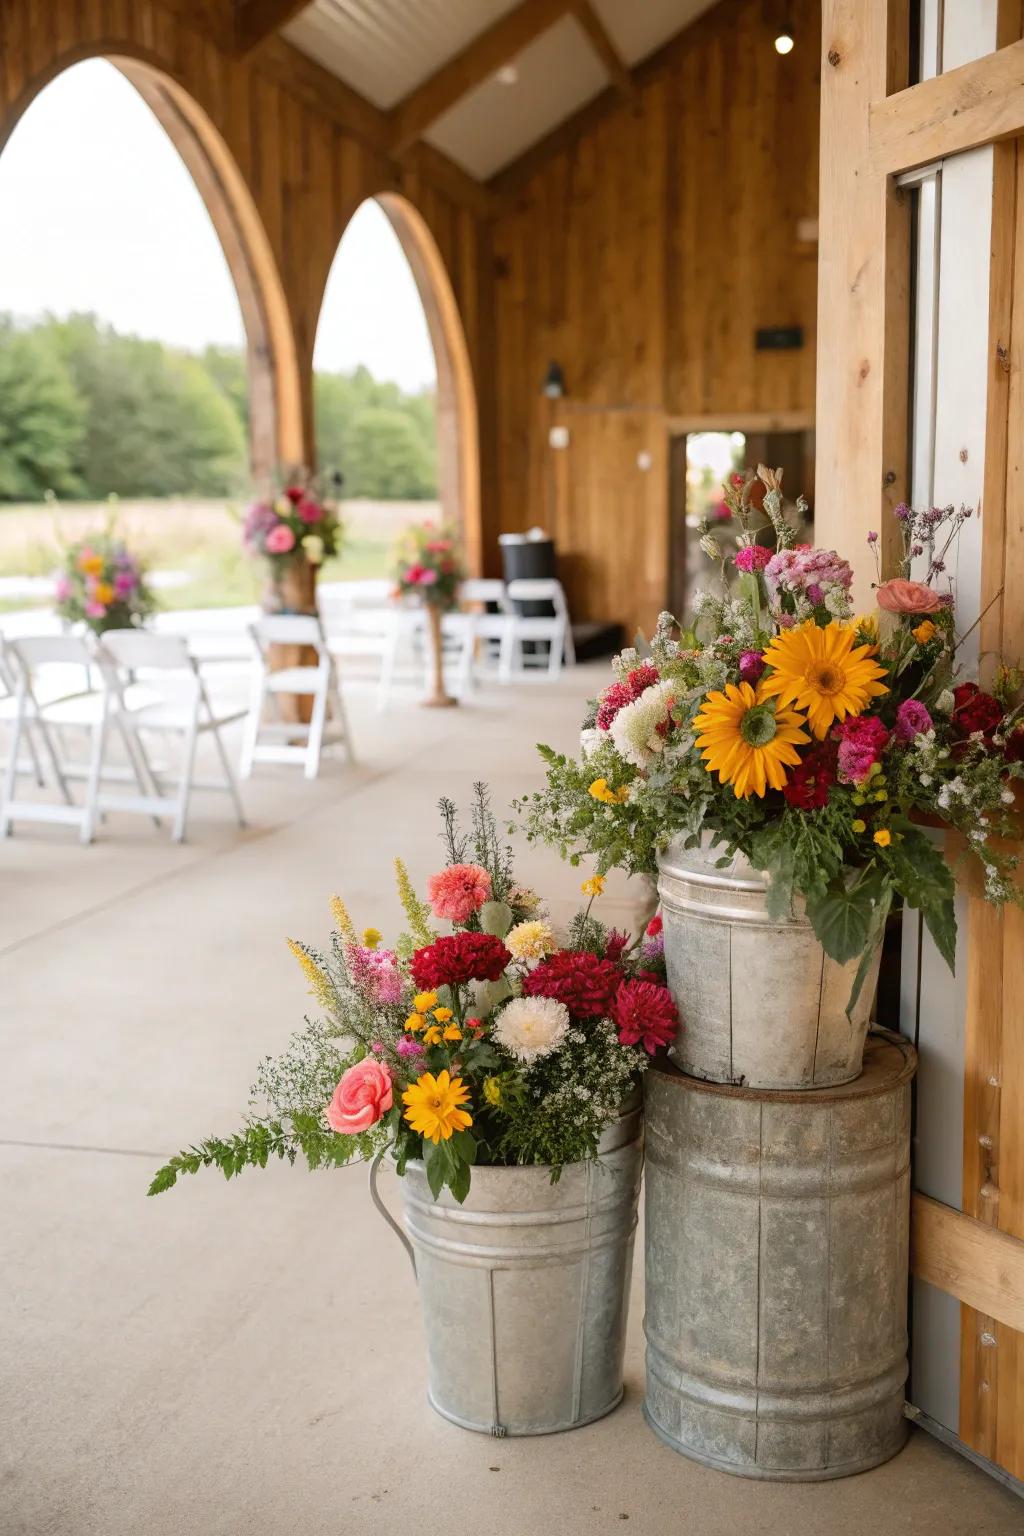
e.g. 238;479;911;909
0;497;437;613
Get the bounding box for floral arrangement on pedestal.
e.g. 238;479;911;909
518;467;1024;999
149;785;675;1204
54;528;155;634
241;472;344;582
392;522;466;707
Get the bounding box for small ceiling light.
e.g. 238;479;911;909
774;30;794;54
496;64;519;85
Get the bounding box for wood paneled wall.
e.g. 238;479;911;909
489;0;821;637
0;0;494;543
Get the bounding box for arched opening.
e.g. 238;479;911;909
312;194;481;575
0;53;301;482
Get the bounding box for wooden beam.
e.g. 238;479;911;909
912;1195;1024;1336
870;38;1024;177
569;0;636;101
388;0;571;154
813;0;911;607
235;0;313;56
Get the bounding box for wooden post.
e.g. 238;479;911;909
814;0;911;606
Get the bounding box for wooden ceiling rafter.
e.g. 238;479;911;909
388;0;575;156
568;0;636;101
235;0;314;56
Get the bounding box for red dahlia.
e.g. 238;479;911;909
612;978;678;1055
595;663;660;731
523;949;623;1019
952;682;1003;738
410;933;511;990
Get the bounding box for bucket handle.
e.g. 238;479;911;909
368;1147;417;1277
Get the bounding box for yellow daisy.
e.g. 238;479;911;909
402;1070;473;1144
759;620;888;739
693;681;810;799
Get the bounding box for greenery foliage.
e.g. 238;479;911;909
0;315;438;503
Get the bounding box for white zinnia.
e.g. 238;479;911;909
505;919;556;964
609;680;677;769
493;996;570;1063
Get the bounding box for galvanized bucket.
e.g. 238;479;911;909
657;833;884;1089
370;1101;643;1436
643;1030;915;1481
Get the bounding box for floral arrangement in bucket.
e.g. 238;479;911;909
54;526;155;634
241;471;344;590
149;784;675;1204
392;522;465;707
518;468;1024;1010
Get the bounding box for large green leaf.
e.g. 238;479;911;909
884;828;957;972
806;882;877;965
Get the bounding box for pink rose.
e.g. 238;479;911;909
876;578;941;614
265;523;296;554
297;498;323;525
326;1058;393;1134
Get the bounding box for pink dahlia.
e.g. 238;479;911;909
411;933;510;990
523;950;622;1019
427;863;492;924
596;663;660;731
734;545;772;573
611;978;678;1055
894;699;933;743
834;715;891;784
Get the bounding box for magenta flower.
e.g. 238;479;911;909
734;545;772;573
265;523;296;555
834;715;891;784
738;650;765;683
895;699;933;743
396;1036;424;1059
114;571;137;596
297;499;323;525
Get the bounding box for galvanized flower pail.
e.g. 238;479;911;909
370;1101;643;1436
657;834;883;1090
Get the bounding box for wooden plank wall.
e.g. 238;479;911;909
0;0;493;539
489;0;821;637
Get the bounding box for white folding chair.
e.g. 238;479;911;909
240;614;353;780
500;578;576;681
99;629;248;843
0;635;45;788
458;579;514;686
0;633;153;844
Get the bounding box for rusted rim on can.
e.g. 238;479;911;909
646;1027;916;1103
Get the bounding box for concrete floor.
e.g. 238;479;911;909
2;662;1021;1536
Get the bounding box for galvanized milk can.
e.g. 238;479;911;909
370;1099;643;1435
657;833;883;1088
643;1030;914;1480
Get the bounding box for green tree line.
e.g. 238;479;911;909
0;312;438;502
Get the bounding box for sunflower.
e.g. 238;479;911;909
759;620;888;739
402;1070;473;1144
693;681;810;799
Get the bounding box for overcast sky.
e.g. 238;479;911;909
0;59;436;391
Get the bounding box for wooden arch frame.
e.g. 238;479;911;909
319;192;483;575
0;48;303;477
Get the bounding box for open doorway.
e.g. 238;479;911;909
668;425;815;619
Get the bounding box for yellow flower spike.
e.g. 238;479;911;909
759;620;888;740
873;828;892;847
581;874;606;898
442;1024;463;1042
912;619;937;645
402;1070;473;1144
851;819;867;834
405;1014;425;1033
394;857;434;947
329;895;357;947
432;1006;453;1022
286;939;336;1010
422;1025;444;1046
361;927;382;950
414;991;438;1013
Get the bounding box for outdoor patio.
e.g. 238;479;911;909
1;665;1020;1536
